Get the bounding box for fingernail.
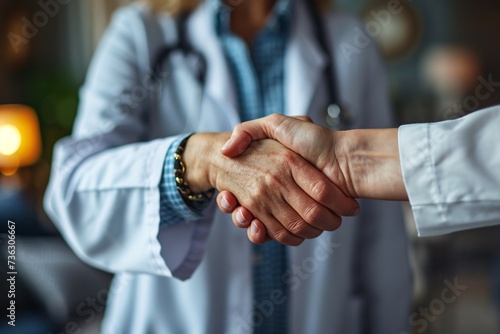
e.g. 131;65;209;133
236;211;247;225
221;197;232;210
251;222;259;236
222;139;232;151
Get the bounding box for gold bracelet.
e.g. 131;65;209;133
174;135;215;212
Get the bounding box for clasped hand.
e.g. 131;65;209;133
183;129;358;246
214;114;360;245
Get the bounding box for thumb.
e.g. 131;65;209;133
221;114;291;157
292;115;313;123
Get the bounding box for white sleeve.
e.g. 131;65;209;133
43;5;213;280
399;107;500;236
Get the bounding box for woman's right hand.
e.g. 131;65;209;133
182;132;359;246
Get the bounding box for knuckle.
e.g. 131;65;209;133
264;173;283;188
269;113;282;125
254;185;268;199
303;204;324;226
282;149;297;162
273;229;292;244
233;123;243;132
310;180;330;204
287;219;309;236
232;123;245;138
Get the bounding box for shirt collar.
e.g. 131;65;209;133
215;0;294;36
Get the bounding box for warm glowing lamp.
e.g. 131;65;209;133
0;105;42;175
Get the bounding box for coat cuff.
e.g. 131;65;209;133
398;123;447;236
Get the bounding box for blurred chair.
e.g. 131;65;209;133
0;236;112;332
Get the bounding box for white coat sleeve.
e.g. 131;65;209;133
43;6;214;280
399;106;500;236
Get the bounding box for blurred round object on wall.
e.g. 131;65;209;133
422;46;482;96
362;0;423;60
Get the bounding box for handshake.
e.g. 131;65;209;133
213;114;407;246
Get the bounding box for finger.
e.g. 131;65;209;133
254;210;305;246
217;191;238;214
263;196;323;241
281;180;337;234
291;162;360;217
230;200;315;243
247;220;270;244
221;114;291;157
231;207;254;229
221;114;326;164
225;116;312;159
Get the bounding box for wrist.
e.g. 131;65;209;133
182;132;230;192
335;129;407;200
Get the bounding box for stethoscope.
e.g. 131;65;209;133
152;0;352;130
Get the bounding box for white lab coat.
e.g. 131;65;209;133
44;2;412;333
400;107;500;237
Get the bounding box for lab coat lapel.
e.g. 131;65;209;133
187;3;240;131
285;0;327;118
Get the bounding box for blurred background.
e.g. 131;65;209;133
0;0;499;333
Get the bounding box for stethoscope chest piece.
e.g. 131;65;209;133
325;103;352;130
